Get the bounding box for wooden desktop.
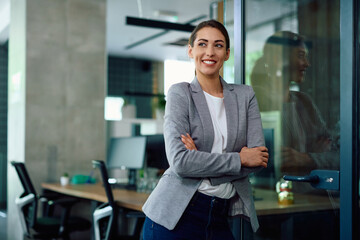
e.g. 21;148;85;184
42;182;148;212
41;182;338;215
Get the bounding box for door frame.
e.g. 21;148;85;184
340;0;359;239
233;0;360;239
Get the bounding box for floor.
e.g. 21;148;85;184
0;210;7;240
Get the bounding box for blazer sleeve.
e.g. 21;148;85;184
164;83;242;178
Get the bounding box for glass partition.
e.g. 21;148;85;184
226;0;341;238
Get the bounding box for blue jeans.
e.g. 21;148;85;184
142;191;235;240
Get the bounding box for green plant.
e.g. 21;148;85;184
157;95;166;110
63;172;69;177
151;95;166;119
122;97;129;106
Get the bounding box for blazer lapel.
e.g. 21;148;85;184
221;77;239;152
190;77;214;153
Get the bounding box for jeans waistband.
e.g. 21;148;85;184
190;191;230;210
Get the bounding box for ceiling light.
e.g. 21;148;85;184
153;10;178;22
164;38;189;47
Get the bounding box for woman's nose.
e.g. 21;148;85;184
206;47;215;56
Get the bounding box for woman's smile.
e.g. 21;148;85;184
202;59;217;65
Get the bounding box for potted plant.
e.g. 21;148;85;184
60;172;70;186
153;94;166;119
121;97;136;119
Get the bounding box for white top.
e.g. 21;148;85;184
197;91;236;199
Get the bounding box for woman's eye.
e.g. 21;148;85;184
198;42;206;47
216;44;224;48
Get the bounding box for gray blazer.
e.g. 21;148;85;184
142;77;264;232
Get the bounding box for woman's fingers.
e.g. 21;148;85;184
257;146;268;152
240;146;269;167
261;161;268;168
181;134;197;150
262;151;269;159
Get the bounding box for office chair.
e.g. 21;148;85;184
11;161;91;240
92;160;145;240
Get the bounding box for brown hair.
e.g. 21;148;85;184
188;20;230;50
263;31;307;62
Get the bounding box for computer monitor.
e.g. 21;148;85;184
145;134;169;169
251;128;276;189
107;136;147;188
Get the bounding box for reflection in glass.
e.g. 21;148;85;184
251;32;339;192
229;0;342;238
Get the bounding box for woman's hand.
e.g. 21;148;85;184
182;134;269;168
239;146;269;168
181;133;197;151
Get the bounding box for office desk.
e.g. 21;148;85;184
41;183;149;212
253;188;338;216
41;183;338;214
42;183;338;240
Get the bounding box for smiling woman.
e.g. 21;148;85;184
187;26;230;96
141;19;268;240
187;21;230;98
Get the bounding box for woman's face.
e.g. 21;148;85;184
188;27;230;79
290;45;310;83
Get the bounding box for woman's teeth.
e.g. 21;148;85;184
203;60;215;64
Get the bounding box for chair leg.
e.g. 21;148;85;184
42;202;55;217
133;217;145;239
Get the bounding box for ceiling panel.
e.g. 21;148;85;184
107;0;215;60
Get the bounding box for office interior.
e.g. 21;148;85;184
0;0;359;239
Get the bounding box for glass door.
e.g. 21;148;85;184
224;0;359;239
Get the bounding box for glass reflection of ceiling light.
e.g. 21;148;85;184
289;82;300;92
153;10;178;22
108;178;117;184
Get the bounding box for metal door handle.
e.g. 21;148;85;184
282;170;339;191
283;175;319;183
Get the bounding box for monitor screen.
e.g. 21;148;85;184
145;134;169;169
107;136;147;169
257;128;275;177
251;128;276;189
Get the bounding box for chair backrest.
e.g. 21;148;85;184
11;161;37;196
92;160;118;240
92;160;115;207
11;161;38;232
